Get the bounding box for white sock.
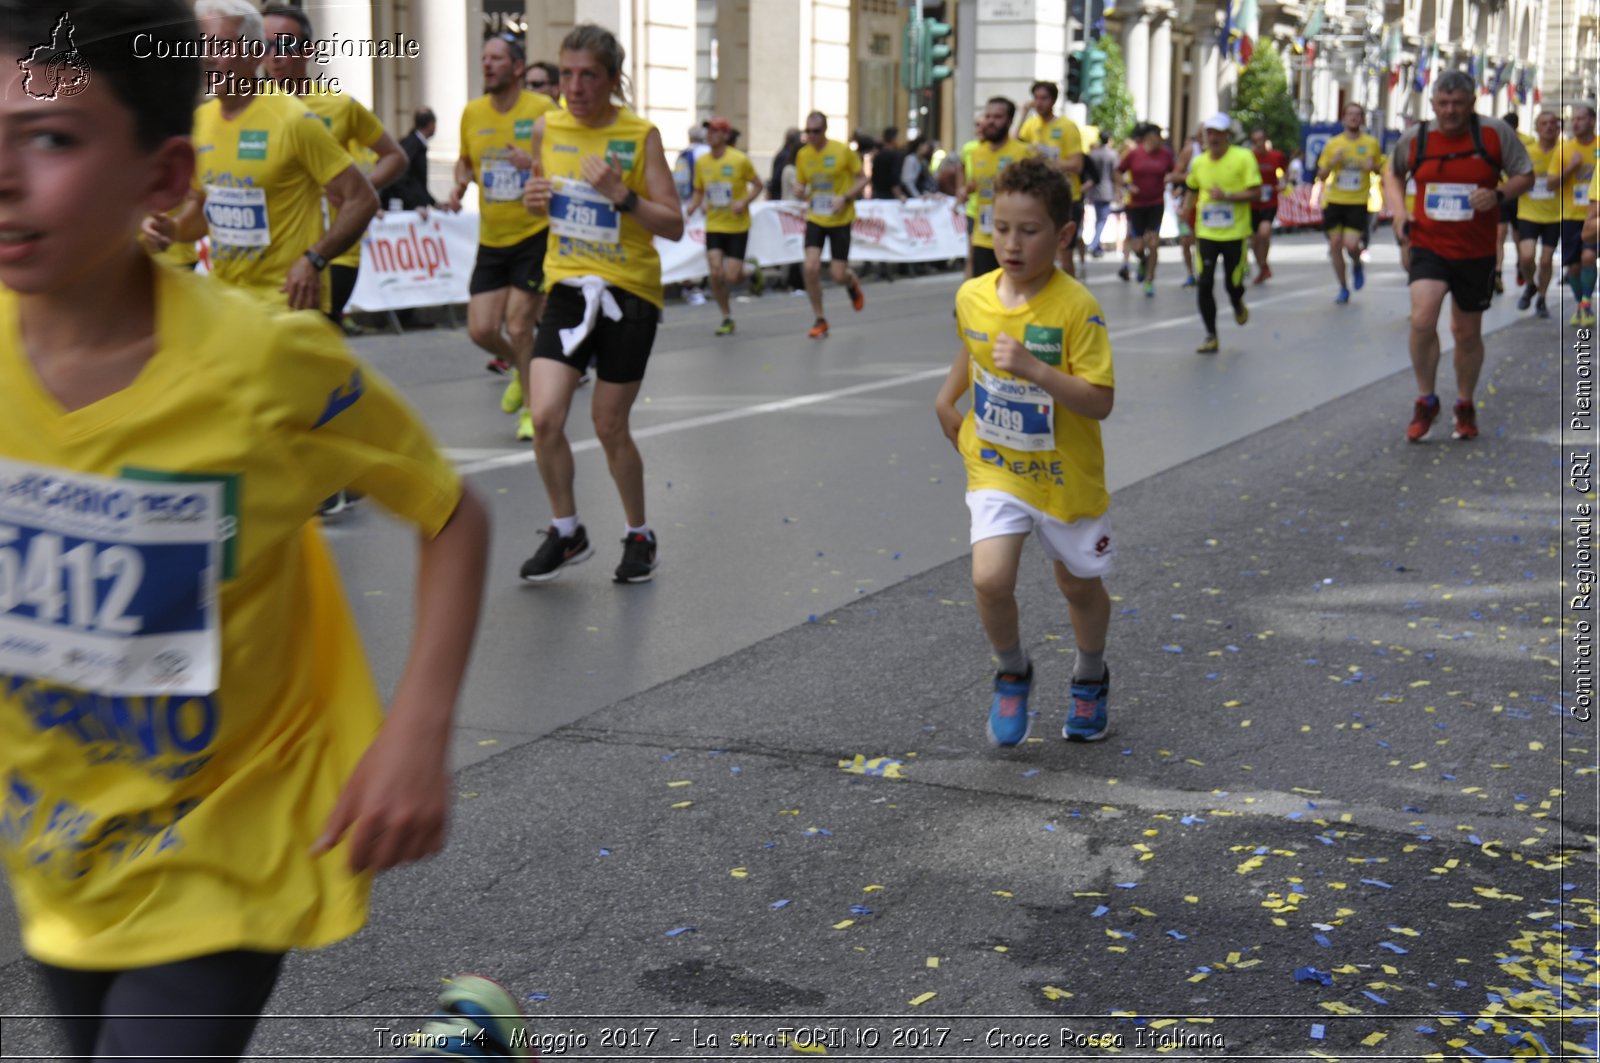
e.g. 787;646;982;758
553;515;579;538
626;523;653;540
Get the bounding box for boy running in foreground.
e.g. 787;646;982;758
0;3;518;1056
934;157;1116;747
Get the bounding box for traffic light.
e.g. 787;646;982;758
900;19;923;91
1083;46;1108;106
921;17;953;84
1066;49;1085;103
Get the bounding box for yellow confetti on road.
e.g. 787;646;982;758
730;867;749;878
667;780;692;788
909;992;937;1007
833;920;855;930
670;801;693;809
1042;985;1074;1001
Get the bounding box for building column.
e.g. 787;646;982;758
1195;31;1219;123
1148;14;1173;132
972;0;1070;121
303;0;375;105
415;0;477;166
1123;11;1152;122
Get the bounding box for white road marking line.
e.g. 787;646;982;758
455;280;1518;476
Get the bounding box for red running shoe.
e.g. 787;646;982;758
1406;395;1440;443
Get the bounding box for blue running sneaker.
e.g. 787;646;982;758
987;668;1033;747
1181;275;1197;288
1064;666;1110;742
1334;288;1350;305
1352;261;1365;290
415;974;531;1058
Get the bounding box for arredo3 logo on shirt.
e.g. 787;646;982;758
1023;325;1064;366
17;12;93;101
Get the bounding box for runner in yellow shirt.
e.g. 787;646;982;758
143;1;379;315
261;5;407;329
1017;81;1086;276
1183;114;1261;354
685;117;764;336
794;113;868;339
964;97;1034;278
1;2;495;1053
449;35;557;439
1515;108;1565;318
1549;101;1597;325
1316;102;1382;303
933;156;1115;748
521;24;684;584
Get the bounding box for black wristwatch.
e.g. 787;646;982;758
617;190;640;213
1493;189;1506;205
303;249;328;271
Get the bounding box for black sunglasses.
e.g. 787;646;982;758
805;127;825;134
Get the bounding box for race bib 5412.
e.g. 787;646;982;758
0;461;223;695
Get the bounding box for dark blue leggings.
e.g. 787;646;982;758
38;949;284;1062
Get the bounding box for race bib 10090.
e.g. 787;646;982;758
0;460;223;696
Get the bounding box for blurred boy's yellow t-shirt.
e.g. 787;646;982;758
0;265;460;968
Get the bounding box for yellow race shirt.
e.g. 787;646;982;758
460;91;554;247
293;88;387;270
1018;112;1085;199
1186;145;1261;241
0;265;461;969
1317;132;1383;205
1522;139;1565;225
956;270;1114;523
795;139;863;227
693;147;761;234
1550;135;1598;221
540;106;664;308
968;137;1034;249
192;94;353;309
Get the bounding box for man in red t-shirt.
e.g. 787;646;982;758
1248;127;1288;284
1384;71;1534;444
1116;123;1177;296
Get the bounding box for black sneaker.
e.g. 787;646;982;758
520;524;593;582
614;531;658;583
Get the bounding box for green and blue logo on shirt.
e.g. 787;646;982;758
513;118;534;140
606;139;638;172
1024;325;1063;366
238;130;268;160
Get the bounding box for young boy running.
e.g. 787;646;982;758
0;3;501;1057
934;156;1116;747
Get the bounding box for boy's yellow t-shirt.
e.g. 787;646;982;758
1018;112;1085;200
956;270;1115;523
191;93;353;309
795;139;863;227
967;138;1034;249
540;106;664;308
693;147;761;234
460;91;555;248
1317;132;1382;206
0;265;461;969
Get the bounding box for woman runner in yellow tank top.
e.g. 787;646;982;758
519;24;682;585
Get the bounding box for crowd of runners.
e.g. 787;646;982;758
2;0;1596;1058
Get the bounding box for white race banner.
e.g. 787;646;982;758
339;199;972;311
347;210;479;312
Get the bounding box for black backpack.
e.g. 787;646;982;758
1411;114;1502;174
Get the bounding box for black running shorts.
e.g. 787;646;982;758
469;232;548;296
1408;245;1494;313
531;282;661;384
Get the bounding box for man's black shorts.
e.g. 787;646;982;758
1517;219;1562;247
1126;204;1163;238
705;230;749;260
971;244;1000;275
469;232;547;296
1068;200;1086;241
531;283;661;384
1562;220;1589;267
1322;202;1368;234
1251;206;1277;229
1408;245;1494;313
804;220;852;261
